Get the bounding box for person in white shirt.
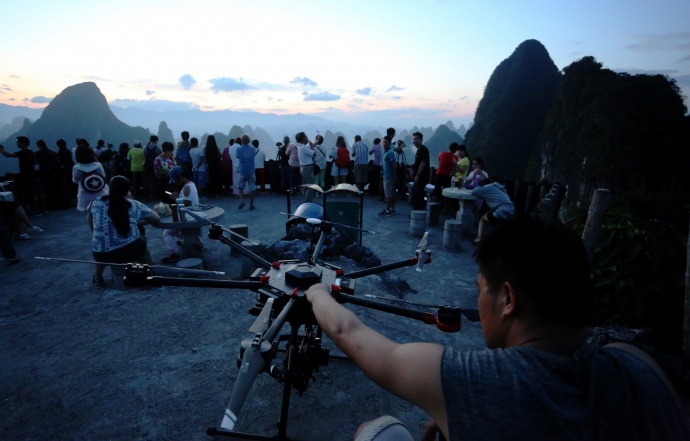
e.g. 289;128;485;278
188;137;206;195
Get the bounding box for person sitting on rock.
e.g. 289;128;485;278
161;166;199;264
471;177;515;243
87;176;158;289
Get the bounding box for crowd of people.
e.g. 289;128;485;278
0;128;514;264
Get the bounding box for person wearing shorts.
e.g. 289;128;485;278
236;135;257;210
378;136;399;216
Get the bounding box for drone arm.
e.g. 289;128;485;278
330;289;460;333
310;229;327;264
208;225;273;268
262;297;295;343
125;274;264;290
343;258;419;279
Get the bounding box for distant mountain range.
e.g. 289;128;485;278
0;82;468;175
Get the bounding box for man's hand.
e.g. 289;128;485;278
305;283;331;304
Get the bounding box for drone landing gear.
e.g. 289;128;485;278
207;371;295;441
207;322;343;441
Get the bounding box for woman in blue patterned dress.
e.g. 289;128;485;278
87;175;159;288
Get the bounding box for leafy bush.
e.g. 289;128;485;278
586;218;686;352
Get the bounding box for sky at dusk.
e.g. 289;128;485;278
1;0;689;128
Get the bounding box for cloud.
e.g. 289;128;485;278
304;92;341;102
356;87;372;96
29;96;52;104
209;77;257;92
2;86;11;91
179;74;196;90
625;32;690;52
290;77;318;87
82;75;110;82
312;106;475;128
459;96;468;101
386;85;404;93
391;96;402;100
8;98;15;101
10;75;20;78
110;98;200;111
145;90;155;96
679;54;690;63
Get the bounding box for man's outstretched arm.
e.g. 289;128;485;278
305;283;448;437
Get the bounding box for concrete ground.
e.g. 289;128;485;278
1;189;485;441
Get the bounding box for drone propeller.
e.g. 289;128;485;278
415;232;431;272
34;256;226;276
281;213;375;234
220;298;295;431
417;231;429;250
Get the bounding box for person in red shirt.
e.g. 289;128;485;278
433;142;459;205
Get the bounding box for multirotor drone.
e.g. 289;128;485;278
119;197;478;440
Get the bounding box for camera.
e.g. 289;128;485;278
397;140;406;147
276;142;283;147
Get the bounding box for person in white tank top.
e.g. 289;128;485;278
161;166;199;263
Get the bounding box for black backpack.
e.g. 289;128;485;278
98;149;115;163
144;146;160;170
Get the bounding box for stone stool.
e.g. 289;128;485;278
443;219;463;251
409;210;427;237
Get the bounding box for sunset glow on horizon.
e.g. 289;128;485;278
1;0;689;127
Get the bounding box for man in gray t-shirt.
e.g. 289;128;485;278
305;219;689;441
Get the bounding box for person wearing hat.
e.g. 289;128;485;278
161;166;199;264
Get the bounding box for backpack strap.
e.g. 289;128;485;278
605;342;686;421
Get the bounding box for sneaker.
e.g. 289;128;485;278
389;209;396;214
162;253;182;264
14;233;31;240
249;205;256;210
5;254;21;264
378;209;392;216
238;203;245;210
28;226;44;232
